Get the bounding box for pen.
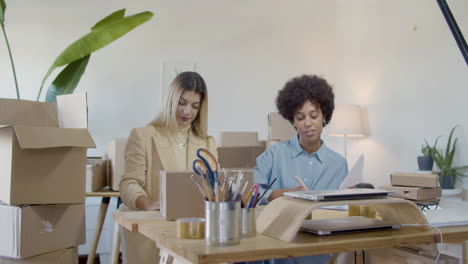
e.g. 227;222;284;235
254;178;277;207
295;176;309;190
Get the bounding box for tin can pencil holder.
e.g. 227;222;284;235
241;207;256;237
205;200;241;246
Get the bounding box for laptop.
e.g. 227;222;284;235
283;188;392;201
300;216;400;235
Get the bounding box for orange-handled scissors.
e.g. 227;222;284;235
192;148;219;189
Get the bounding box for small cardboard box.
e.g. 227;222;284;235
108;138;128;191
160;169;254;221
390;172;439;188
0;94;95;205
382;185;442;200
0;247;77;264
86;158;108;193
217;146;265;169
268;112;296;141
0;204;85;259
218;132;259;147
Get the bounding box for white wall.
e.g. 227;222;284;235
0;0;337;154
1;0;467;188
333;0;468;188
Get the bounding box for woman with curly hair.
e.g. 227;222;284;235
252;74;347;264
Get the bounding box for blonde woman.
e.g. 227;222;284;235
119;71;218;263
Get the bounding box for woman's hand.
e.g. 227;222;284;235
135;195;160;211
268;186;307;201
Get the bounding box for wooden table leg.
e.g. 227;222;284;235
463;240;467;264
355;250;364;264
110;198;122;264
87;197;111;264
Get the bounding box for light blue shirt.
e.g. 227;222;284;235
251;135;348;264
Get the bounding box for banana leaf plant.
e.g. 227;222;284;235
431;126;468;189
0;0;20;99
0;2;153;102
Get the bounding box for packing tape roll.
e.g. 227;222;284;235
176;218;205;239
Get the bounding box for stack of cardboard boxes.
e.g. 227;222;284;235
0;95;95;263
382;172;442;200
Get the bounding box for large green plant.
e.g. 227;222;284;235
0;2;153;102
431;126;468;188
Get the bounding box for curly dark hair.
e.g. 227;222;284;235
276;74;335;126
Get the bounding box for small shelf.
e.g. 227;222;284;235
256;197;427;242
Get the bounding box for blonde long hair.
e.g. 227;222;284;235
150;72;208;138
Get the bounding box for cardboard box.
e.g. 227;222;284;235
0;248;77;264
160;169;254;221
0;204;85;259
108;138;128;191
0;94;96;205
218;132;259;147
390;172;439;188
268;112;296;141
382;185;442;200
86;158;108;193
217;146;265;169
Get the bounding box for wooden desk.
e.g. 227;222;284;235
86;190;121;264
114;211;468;264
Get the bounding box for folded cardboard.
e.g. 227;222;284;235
108;138;128;191
268;112;296;141
381;185;441;200
218;132;259;147
0;204;85;259
160;169;254;221
0;95;95;205
217;146;265;169
86;158;108;193
390;172;439;188
0;248;77;264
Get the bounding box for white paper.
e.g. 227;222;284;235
339;154;364;189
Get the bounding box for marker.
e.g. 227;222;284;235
295;176;309;190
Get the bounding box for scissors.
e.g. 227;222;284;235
192;148;219;189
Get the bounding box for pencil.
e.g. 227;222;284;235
295;176;309;190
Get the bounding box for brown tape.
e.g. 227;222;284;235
176;218;205;239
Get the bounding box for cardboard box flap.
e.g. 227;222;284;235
0;98;58;128
57;93;88;129
14;126;96;149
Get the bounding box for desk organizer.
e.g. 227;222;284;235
256;197;427;242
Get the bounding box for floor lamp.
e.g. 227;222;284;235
328;105;367;161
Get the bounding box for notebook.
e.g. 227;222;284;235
283;188;392;201
301;216;400;235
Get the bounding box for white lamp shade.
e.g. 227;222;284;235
328;104;367;137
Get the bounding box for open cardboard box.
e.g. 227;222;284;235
0;94;95;205
0;204;84;259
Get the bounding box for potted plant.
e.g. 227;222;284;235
418;142;434;171
1;1;153;102
431;126;468;189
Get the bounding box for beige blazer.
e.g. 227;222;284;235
119;125;218;210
